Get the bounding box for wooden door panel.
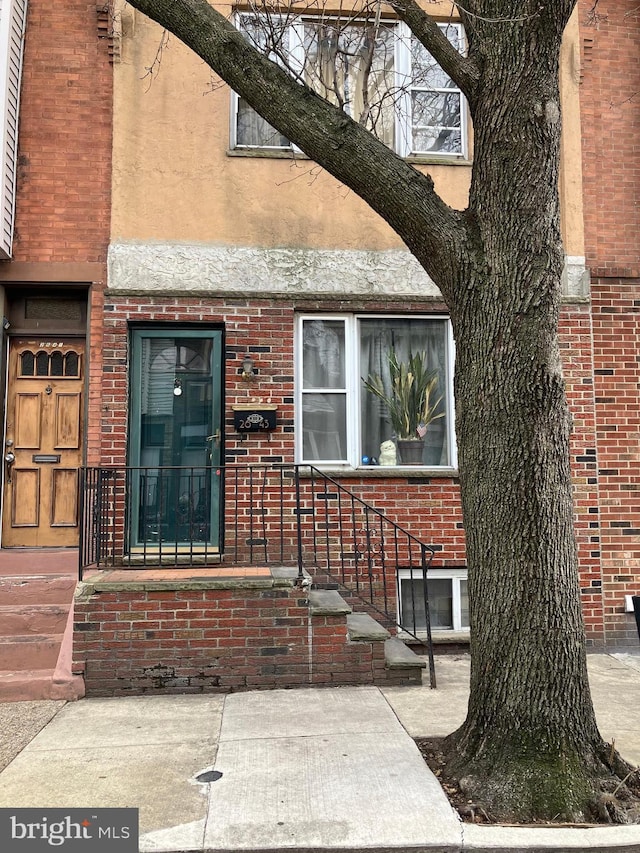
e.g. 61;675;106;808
3;338;85;547
55;393;81;449
15;394;42;448
50;469;78;526
11;469;40;527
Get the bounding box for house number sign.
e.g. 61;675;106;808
232;405;277;433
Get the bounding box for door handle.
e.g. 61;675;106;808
4;451;15;484
206;429;222;448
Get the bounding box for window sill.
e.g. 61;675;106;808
299;465;459;479
227;147;305;160
406;155;472;167
227;148;472;167
398;629;470;644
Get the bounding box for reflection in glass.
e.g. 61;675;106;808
137;337;214;544
360;318;448;466
302;393;346;460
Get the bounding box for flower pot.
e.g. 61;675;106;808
396;438;425;465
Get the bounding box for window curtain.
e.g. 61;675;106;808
237;99;291;147
359;319;448;465
301;320;347;461
304;23;395;148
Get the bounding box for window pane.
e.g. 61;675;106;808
237;99;290;147
302;394;346;460
236;16;292;149
235;16;395;151
412;92;461;129
360;318;449;465
412;126;462;154
64;352;79;377
50;351;64;376
399;578;454;631
410;28;463;156
303;22;395;147
460;579;469;628
411;43;458;91
429;578;454;628
20;351;34;376
36;352;49;376
302;319;345;389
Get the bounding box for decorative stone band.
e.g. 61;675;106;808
108;242;590;301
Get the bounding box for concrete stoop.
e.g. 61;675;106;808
0;575;84;702
308;589;426;686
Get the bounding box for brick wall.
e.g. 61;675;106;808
94;295;613;642
12;0;112;263
578;1;640;645
591;278;640;645
73;579;409;695
579;0;640;274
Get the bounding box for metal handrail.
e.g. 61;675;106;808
78;463;437;685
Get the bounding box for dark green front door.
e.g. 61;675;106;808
129;329;223;550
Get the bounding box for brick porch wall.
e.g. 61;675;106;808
73;577;409;696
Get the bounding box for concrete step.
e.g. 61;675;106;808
0;604;70;637
347;612;390;642
0;575;76;606
384;637;427;671
308;589;352;616
0;635;63;670
0;668;84;702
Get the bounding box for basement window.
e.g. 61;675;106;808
398;567;469;633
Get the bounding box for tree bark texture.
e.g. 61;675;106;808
442;5;609;819
125;0;631;821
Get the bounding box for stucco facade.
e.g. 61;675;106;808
81;0;640;651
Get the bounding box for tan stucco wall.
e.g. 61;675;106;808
112;2;584;257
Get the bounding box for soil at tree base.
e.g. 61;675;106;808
416;737;640;826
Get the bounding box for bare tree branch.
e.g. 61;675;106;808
125;0;468;285
390;0;480;102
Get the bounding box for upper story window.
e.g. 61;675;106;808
296;315;456;469
232;15;467;159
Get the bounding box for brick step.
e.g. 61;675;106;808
0;635;63;671
0;575;76;606
0;605;70;637
0;668;84;702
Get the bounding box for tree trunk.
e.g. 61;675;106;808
122;0;638;822
441;11;616;821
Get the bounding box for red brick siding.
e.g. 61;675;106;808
94;296;611;642
591;278;640;645
579;0;640;274
73;584;413;695
12;0;112;263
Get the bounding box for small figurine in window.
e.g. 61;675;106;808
379;440;397;466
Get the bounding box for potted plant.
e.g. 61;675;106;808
363;349;444;464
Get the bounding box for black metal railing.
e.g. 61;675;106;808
79;464;437;685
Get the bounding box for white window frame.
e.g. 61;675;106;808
294;313;457;470
396;22;468;159
231;14;467;160
397;567;469;635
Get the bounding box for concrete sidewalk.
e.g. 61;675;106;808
0;654;639;852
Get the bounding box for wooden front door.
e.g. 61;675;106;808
2;338;84;547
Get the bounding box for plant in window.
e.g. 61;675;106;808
362;349;444;463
